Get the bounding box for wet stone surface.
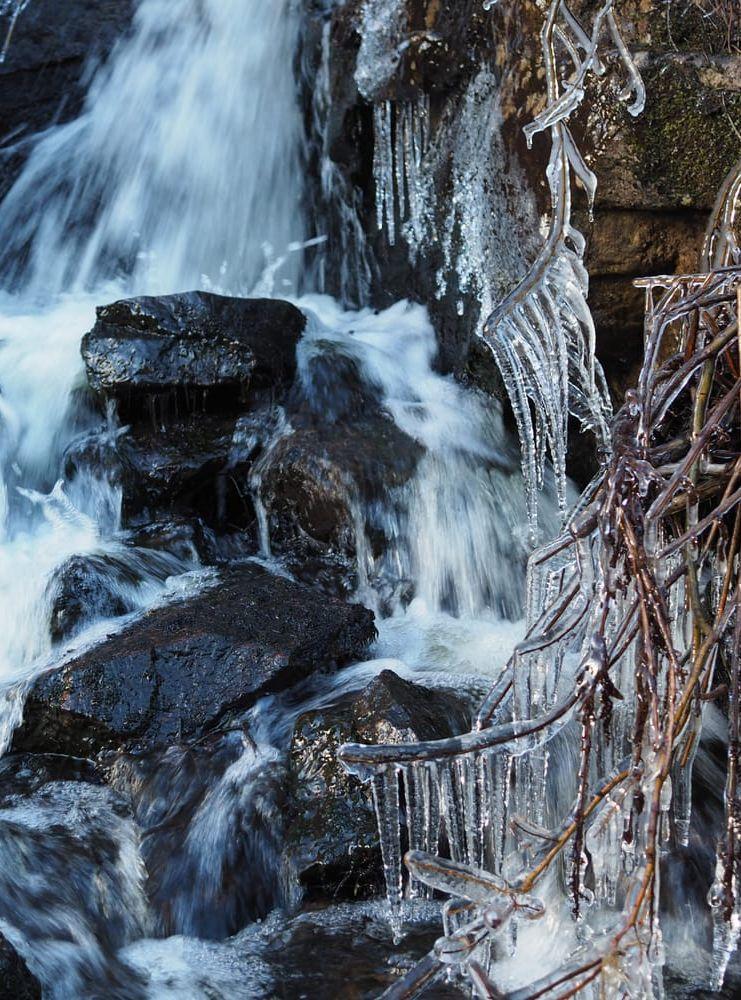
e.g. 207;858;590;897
15;564;377;757
284;669;470;900
82;292;305;418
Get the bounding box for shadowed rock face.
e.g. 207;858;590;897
82;292;306;417
0;931;42;1000
14;564;377;757
285;669;470;899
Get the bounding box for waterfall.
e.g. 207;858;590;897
0;1;582;996
0;0;305;298
0;0;307;701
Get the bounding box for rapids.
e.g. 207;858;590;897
0;0;549;994
0;1;731;998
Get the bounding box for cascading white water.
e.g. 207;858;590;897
0;0;305;298
0;1;573;996
293;295;564;622
0;0;306;704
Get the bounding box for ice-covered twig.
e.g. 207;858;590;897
480;0;647;534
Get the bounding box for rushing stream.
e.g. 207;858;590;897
0;1;733;998
0;1;549;994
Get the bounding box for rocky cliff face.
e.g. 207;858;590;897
303;0;740;398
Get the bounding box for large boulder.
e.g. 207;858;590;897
284;668;470;900
259;344;422;593
81;292;305;419
15;564;376;757
259;416;421;595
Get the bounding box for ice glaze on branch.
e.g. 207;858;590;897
481;0;645;535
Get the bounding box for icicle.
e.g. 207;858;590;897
670;730;695;849
443;898;477;938
440;761;466;863
403;764;432;897
586;795;622;907
371;766;404;935
457;754;483;868
708;867;740;991
373;102;396;244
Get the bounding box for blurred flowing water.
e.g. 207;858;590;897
0;1;566;997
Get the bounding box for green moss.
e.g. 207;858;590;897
634;60;741;207
652;1;739;56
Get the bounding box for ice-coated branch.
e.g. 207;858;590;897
480;0;647;534
701;155;741;270
340;261;741;999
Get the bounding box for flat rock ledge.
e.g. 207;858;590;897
14;564;376;757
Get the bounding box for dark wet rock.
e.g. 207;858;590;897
82;292;305;420
0;931;41;1000
126;517;216;565
291;341;385;424
228;901;464;1000
48;553;131;642
108;732;286;939
47;547;188;643
284;669;470;901
64;403;280;536
116;414;256;529
0;0;134;199
260;414;421;594
15;564;376;757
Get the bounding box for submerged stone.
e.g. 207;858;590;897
16;564;376;756
108;732;286;940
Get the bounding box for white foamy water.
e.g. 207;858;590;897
0;0;575;997
0;0;306;703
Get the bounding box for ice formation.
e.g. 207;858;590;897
340;266;741;999
368;69;541;365
482;0;645;532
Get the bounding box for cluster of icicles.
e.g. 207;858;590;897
346;1;741;997
362;0;646;535
340;264;741;998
